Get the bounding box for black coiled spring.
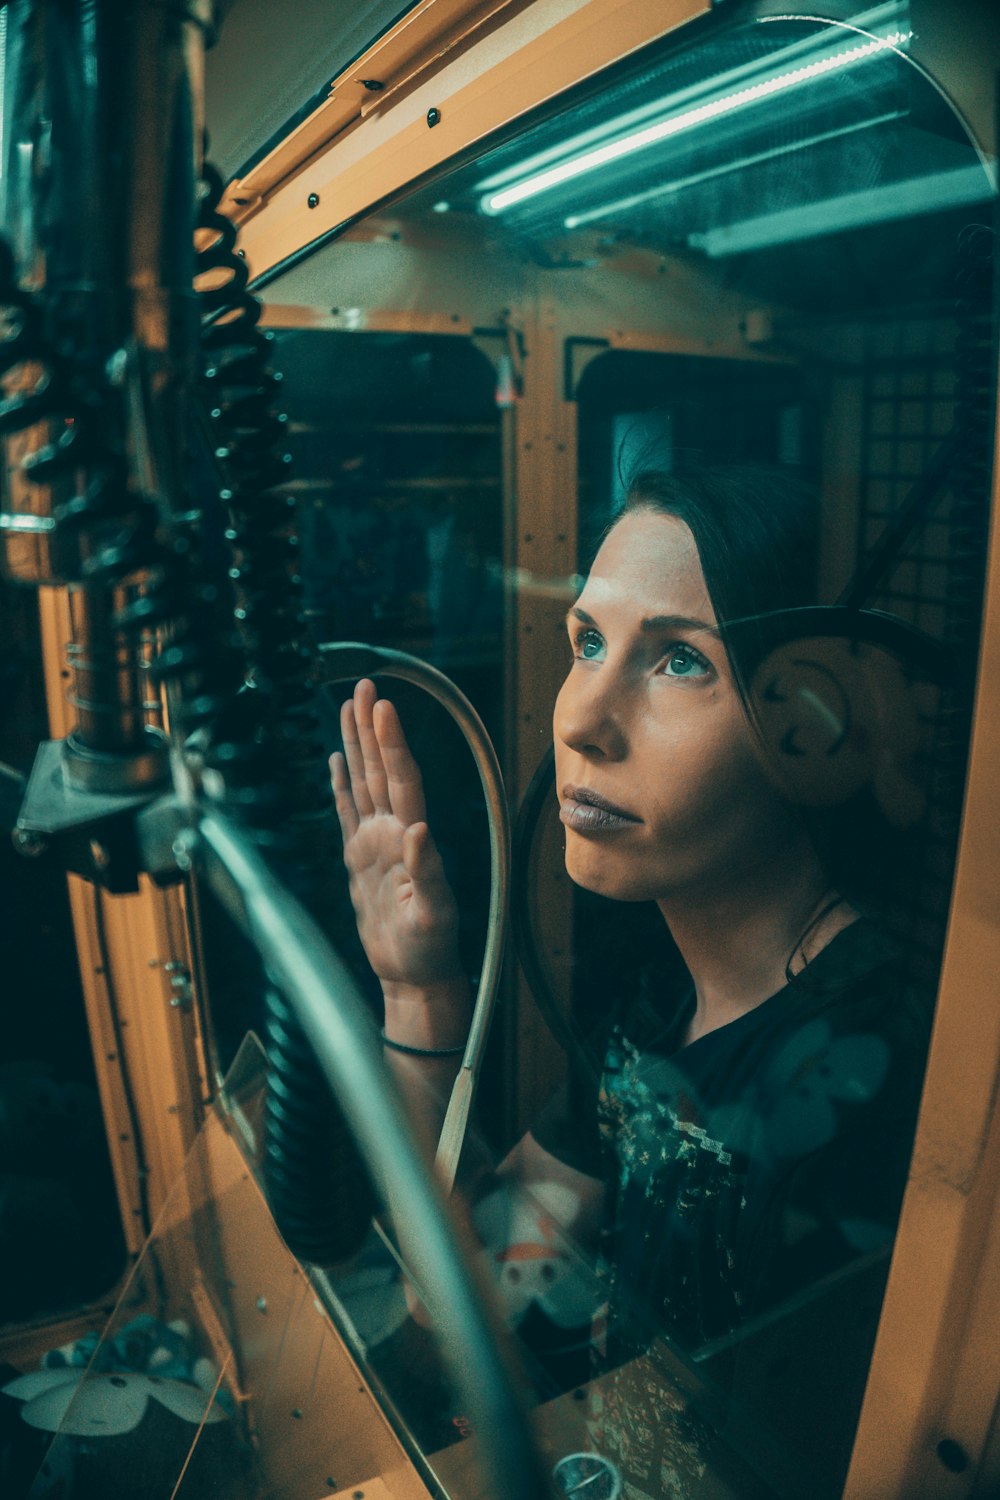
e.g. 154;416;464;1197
263;987;374;1265
0;227;246;756
195;162;375;1264
0;239;142;583
195;163;329;845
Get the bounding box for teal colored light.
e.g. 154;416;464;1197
479;26;912;217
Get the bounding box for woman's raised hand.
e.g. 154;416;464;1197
330;679;462;992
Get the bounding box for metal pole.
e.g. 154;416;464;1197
195;809;552;1500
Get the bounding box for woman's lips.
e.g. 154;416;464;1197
559;785;641;833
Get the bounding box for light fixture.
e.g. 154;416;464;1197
479;24;912;216
687;163;993;257
562;111;904;231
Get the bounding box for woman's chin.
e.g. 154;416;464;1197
564;845;659;904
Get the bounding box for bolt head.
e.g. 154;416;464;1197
12;828;47;858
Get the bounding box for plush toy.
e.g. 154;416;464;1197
1;1316;249;1499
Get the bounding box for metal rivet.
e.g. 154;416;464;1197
308;193;320;209
12;828;47;858
426;107;441;127
936;1439;969;1474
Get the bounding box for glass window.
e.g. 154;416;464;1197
239;6;996;1497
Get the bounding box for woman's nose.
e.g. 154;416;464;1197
553;669;629;761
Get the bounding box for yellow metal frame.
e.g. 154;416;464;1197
35;587;211;1253
231;0;710;281
844;386;1000;1496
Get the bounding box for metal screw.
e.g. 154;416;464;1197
256;1296;267;1314
106;348;129;386
169;974;193;1008
307;193;319;209
172;831;196;873
426;107;441;127
12;828;47;858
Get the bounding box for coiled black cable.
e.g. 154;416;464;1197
194;161;374;1264
0;240;140;585
262;986;376;1265
0;224;247;759
195;164;328;836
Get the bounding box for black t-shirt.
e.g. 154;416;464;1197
530;918;930;1359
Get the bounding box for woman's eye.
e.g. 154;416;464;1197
661;643;711;678
573;628;605;661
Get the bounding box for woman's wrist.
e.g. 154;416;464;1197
381;974;472;1051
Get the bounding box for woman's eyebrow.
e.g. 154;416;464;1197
640;613;718;636
567;605;716;634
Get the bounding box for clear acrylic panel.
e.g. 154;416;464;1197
229;4;998;1497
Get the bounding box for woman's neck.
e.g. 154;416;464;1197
657;844;857;1046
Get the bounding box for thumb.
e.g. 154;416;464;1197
402;821;448;891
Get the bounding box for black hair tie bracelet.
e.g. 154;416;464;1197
381;1030;466;1058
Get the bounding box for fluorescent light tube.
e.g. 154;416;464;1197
563;112;904;231
687;164;994;257
481;28;912;216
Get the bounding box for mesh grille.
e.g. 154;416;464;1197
855;313;977;998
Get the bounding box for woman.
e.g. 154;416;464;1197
329;464;928;1465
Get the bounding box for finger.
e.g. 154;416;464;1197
374;698;427;828
354;679;391;814
340;696;375;818
329;751;359;842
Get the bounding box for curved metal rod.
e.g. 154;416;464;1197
195;810;551;1500
316;641;510;1193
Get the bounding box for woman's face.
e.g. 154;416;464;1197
553;507;797;904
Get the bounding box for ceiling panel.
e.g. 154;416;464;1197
205;0;419;180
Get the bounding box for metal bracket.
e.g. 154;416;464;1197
14;739;178;893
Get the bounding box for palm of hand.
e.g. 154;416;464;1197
332;681;462;989
346;813;459;986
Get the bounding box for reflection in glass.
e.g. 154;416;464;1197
252;6;996;1498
